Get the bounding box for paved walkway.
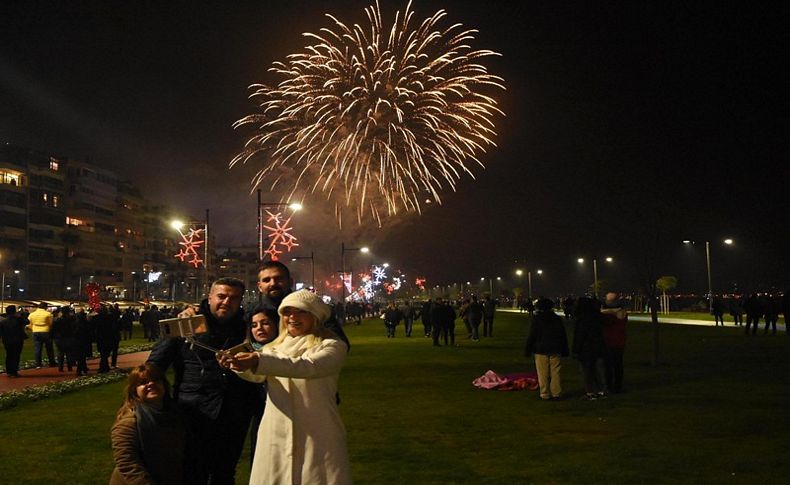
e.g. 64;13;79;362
0;351;150;394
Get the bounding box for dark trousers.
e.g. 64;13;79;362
732;313;742;326
55;341;73;371
403;318;413;337
483;315;494;337
423;321;432;336
385;322;397;337
764;316;777;335
745;314;760;335
183;398;253;485
33;332;55;366
442;323;455;346
713;313;725;326
3;342;23;375
604;347;624;392
579;357;606;394
469;317;481;340
97;341;118;372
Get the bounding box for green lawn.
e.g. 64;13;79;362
1;313;789;483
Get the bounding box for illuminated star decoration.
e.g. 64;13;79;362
415;277;426;290
263;210;299;261
174;227;204;268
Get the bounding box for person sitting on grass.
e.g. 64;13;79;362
110;363;185;485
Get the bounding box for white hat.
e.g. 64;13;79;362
278;290;331;325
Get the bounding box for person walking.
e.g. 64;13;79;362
421;299;433;337
744;293;762;335
524;298;569;401
399;301;416;337
467;296;483;341
729;295;744;326
711;297;726;326
482;296;497;337
27;302;56;368
383;302;403;338
0;305;27;377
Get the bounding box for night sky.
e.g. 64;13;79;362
1;1;787;296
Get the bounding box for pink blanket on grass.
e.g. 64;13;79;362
472;370;539;391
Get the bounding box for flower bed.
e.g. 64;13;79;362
0;370;128;410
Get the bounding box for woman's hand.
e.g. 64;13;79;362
216;351;259;372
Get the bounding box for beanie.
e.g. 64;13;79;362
278;290;331;325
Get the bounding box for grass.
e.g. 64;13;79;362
1;313;789;483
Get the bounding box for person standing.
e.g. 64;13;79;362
147;278;259;484
119;308;134;340
94;306;120;372
729;295;744;326
482;296;497;337
245;306;280;465
421;299;433;337
222;290;352;485
383;302;402;338
711;297;726;326
51;306;77;372
467;296;483;341
254;261;348;348
524;298;569;400
744;293;762;335
28;302;56;368
572;297;608;400
0;305;27;377
399;300;416;337
763;294;779;335
602;293;628;394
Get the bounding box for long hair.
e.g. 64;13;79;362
117;363;170;418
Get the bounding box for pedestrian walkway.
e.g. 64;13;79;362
0;351;150;394
501;308;787;332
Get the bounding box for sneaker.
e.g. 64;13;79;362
597;392;608;399
582;393;598;401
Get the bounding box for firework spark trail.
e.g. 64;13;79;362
232;1;505;226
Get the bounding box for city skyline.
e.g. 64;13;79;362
1;1;786;295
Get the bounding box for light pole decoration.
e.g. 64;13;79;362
340;243;369;302
257;189;302;262
171;209;210;299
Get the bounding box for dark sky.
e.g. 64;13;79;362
1;1;787;296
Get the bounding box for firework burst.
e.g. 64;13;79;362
232;1;505;225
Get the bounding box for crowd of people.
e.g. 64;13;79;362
0;301;187;378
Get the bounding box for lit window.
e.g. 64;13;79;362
49;159;59;171
52;195;60;208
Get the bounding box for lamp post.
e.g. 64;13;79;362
171;209;210;299
577;257;613;299
257;189;303;262
516;268;543;300
290;251;316;289
683;239;733;312
340;243;369;302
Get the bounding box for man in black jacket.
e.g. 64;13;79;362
254;260;349;348
148;277;258;484
1;305;27;377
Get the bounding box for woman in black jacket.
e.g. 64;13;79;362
525;298;569;400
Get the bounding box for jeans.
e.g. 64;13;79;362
32;332;55;367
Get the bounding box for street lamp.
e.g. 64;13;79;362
340;243;369;302
290;252;316;290
516;268;543;300
577;257;613;299
171;209;210;298
257;188;302;262
683;238;734;311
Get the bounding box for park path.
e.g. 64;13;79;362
0;351;150;394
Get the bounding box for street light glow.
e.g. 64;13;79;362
288;202;303;211
577;258;584;264
170;220;185;231
606;257;613;262
360;247;370;253
515;269;523;276
537;269;543;275
724;238;733;245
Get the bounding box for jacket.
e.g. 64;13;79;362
147;299;258;420
27;308;53;333
525;311;569;356
572;313;607;360
241;335;352;485
0;314;28;346
110;403;185;485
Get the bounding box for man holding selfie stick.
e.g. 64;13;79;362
147;277;258;484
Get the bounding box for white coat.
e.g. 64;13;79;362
240;334;352;485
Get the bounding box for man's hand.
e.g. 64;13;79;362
178;305;198;318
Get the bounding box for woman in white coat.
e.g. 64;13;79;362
221;289;351;485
